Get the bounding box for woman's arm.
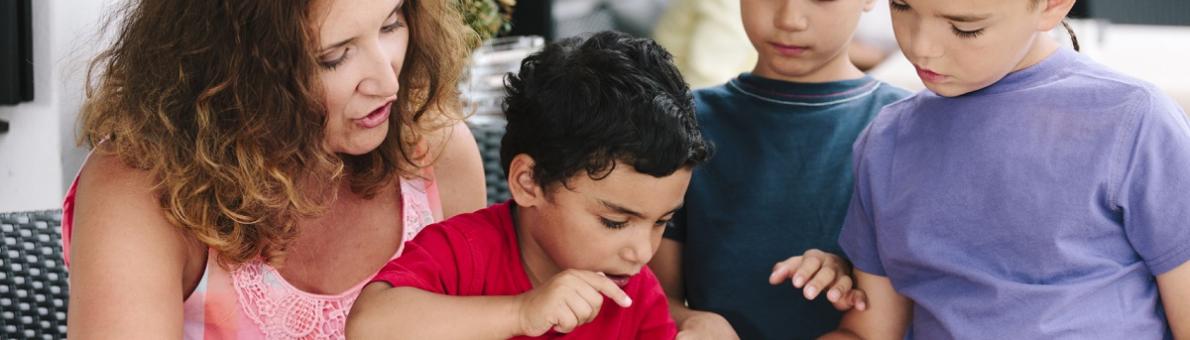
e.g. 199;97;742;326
819;270;912;340
430;121;488;220
67;152;205;339
1158;261;1190;339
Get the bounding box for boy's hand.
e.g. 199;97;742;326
676;311;740;340
769;249;868;312
515;269;633;336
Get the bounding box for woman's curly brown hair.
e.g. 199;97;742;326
78;0;474;267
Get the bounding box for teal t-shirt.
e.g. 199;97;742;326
665;73;909;339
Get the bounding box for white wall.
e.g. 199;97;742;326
0;0;115;212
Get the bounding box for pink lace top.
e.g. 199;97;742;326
62;169;441;340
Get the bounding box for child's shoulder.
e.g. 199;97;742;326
865;89;922;129
688;82;740;121
1058;54;1184;122
413;202;514;247
1066;54;1166;100
691;82;735;105
873;80;915;102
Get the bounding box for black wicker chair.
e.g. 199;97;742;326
0;210;69;339
468;117;511;205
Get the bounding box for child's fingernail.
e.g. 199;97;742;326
805;286;817;299
827;289;840;302
621;297;633;307
793;275;805;287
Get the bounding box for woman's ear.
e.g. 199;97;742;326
1038;0;1077;31
507;153;545;208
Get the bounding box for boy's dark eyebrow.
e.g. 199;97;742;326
319;2;403;52
938;12;991;23
598;199;684;219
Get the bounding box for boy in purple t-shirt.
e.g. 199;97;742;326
826;0;1190;339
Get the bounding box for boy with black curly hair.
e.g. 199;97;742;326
347;30;710;339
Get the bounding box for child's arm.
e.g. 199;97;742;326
1158;261;1190;339
347;269;633;339
769;249;868;311
649;239;740;339
818;270;912;340
347;283;522;339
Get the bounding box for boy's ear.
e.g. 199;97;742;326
507;154;545;208
1038;0;1076;31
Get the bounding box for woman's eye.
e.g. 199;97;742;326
319;47;350;70
380;11;405;33
381;18;405;33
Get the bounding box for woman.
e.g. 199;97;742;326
64;0;487;338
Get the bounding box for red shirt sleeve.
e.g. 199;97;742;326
633;268;678;340
370;222;472;294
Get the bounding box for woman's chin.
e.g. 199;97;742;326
328;134;388;156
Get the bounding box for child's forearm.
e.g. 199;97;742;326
665;298;700;326
817;329;864;340
666;299;738;338
347;284;523;339
1157;262;1190;339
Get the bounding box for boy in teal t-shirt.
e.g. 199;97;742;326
648;0;910;338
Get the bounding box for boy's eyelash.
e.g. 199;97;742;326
890;1;910;11
952;26;984;38
600;218;629;229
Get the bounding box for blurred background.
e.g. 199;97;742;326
2;0;1189;211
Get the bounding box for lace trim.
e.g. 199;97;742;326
230;178;434;339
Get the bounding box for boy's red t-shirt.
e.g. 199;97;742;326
371;202;677;340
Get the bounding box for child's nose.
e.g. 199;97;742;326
774;1;809;32
620;232;655;265
908;24;944;60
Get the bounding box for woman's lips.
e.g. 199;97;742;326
355;102;392;129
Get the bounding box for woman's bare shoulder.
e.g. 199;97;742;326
426;121;488;219
67;149;207;335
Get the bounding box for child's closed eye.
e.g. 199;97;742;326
951;26;985;38
600;217;629;229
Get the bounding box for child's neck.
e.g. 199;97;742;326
1010;35;1061;75
752;50;866;84
512;205;560;287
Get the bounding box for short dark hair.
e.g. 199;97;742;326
500;30;711;191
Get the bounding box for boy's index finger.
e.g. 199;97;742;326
581;271;633;308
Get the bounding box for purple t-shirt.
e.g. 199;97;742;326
839;47;1190;339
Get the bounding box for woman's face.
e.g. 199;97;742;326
313;0;409;155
